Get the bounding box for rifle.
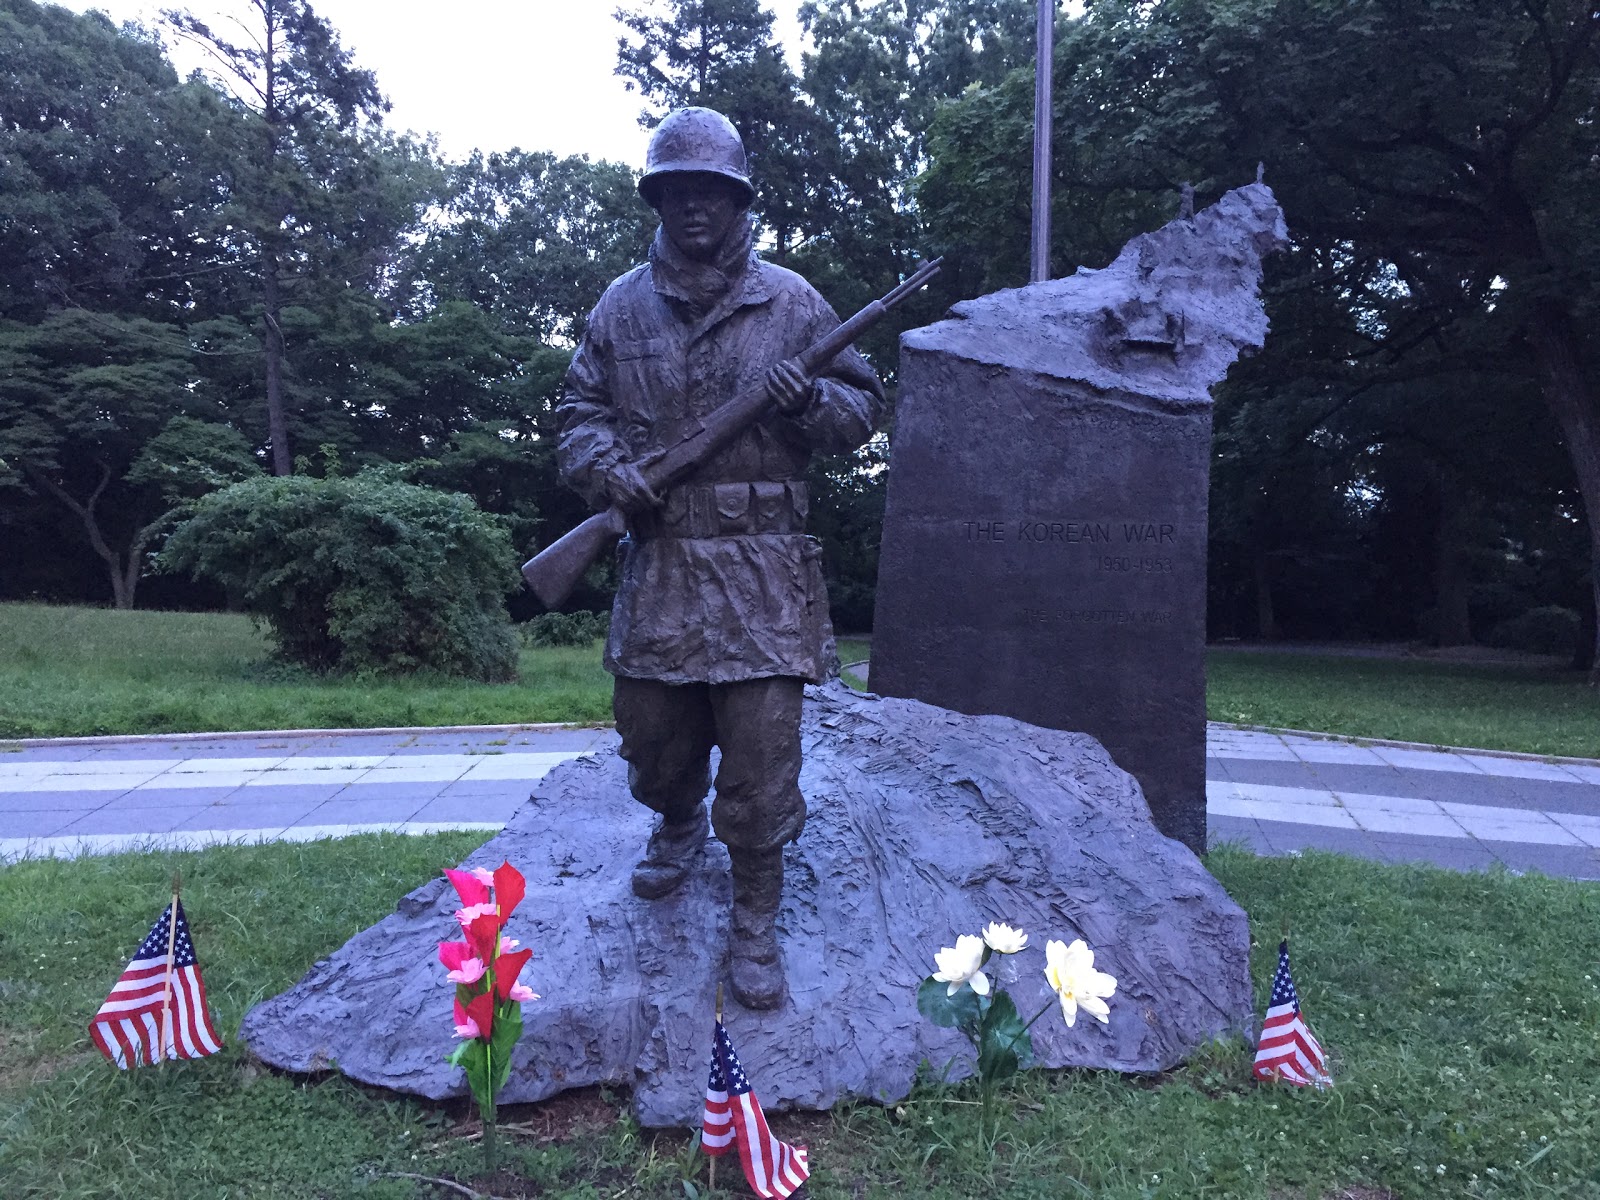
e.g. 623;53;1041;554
522;257;943;609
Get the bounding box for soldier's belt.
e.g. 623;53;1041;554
633;481;809;539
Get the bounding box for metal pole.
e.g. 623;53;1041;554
1030;0;1054;283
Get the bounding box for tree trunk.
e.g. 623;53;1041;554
1576;588;1597;673
261;2;292;477
1525;300;1600;682
1252;552;1278;641
1433;468;1474;646
262;250;292;476
25;464;138;609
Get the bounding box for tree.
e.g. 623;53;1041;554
0;0;231;321
398;151;655;344
0;311;261;607
164;0;435;474
615;0;820;257
921;0;1600;664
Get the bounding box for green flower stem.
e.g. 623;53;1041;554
1020;998;1057;1035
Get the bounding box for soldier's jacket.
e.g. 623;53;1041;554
557;235;884;685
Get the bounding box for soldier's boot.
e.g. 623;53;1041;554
631;807;710;899
728;847;786;1011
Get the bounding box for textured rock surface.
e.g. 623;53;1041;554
242;683;1252;1128
872;184;1288;853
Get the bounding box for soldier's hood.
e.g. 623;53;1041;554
648;218;761;317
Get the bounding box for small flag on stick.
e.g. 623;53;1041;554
702;1019;809;1199
1252;938;1331;1088
89;892;222;1068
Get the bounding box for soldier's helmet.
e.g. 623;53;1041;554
637;108;755;210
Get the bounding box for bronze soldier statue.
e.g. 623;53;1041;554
556;108;884;1010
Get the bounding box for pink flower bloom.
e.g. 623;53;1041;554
493;862;526;919
438;940;474;973
464;911;502;964
455;902;496;929
446;956;486;985
470;867;496;886
499;936;519;954
508;984;539;1003
444;868;491;908
452;996;482;1039
494;948;533;1001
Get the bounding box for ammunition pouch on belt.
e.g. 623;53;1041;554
633;481;809;539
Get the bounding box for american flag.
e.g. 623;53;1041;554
1253;939;1331;1088
702;1020;809;1198
89;899;222;1068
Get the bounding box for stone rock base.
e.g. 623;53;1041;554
241;683;1252;1127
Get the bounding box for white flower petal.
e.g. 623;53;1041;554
981;921;1028;955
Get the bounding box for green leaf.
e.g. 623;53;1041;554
487;1000;523;1095
977;990;1034;1083
917;976;982;1036
450;1038;493;1111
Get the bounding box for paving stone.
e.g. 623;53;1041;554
1369;835;1500;871
57;805;212;836
1208;757;1327;790
1439;803;1583;847
327;782;452;805
169;799;324;832
1;808;99;837
99;786;241;810
1206;814;1273;854
297;797;430;827
1483;839;1600;881
1491;776;1600;817
412;793;525;824
233;782;352;803
0;788;120;811
1252;818;1382;859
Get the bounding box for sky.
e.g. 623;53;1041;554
53;0;807;167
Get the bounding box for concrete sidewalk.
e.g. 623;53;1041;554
3;719;1598;880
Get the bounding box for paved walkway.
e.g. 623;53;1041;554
2;721;1598;880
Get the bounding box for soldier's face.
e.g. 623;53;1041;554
658;175;748;263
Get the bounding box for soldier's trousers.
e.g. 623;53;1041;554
612;675;806;854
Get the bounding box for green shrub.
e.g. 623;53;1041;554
1486;604;1580;656
520;609;610;647
160;473;520;680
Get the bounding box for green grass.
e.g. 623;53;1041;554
0;603;613;738
1;838;1596;1198
6;605;1600;758
1207;649;1600;759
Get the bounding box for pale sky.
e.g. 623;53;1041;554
53;0;807;167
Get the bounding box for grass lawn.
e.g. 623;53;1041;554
5;605;1599;759
0;836;1596;1198
0;604;614;738
1207;650;1600;759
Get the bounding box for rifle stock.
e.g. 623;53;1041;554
522;257;942;609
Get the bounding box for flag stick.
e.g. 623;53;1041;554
158;872;181;1065
710;982;724;1194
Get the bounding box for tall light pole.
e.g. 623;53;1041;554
1030;0;1054;283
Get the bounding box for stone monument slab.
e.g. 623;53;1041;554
871;184;1288;852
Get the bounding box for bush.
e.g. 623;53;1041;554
520;610;609;647
1485;605;1580;656
160;473;520;680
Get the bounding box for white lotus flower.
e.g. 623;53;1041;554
932;934;990;997
1043;938;1118;1027
981;921;1028;955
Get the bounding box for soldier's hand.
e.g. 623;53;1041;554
766;359;814;415
602;461;660;515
